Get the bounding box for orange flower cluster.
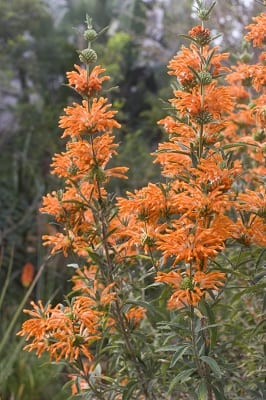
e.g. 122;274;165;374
116;22;265;310
67;64;110;96
17;299;101;362
225;11;266;184
40;63;128;259
19;40;146;380
155;270;225;309
244;12;266;48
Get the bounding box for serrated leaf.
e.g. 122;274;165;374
200;356;222;378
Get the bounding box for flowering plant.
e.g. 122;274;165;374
18;5;265;400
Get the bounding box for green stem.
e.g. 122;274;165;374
89;136;152;399
190;306;213;400
190;306;204;378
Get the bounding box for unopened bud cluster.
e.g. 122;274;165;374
79;16;98;65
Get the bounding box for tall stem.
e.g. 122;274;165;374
191;306;213;400
89;135;152;399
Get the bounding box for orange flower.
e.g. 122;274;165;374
153;142;192;177
21;262;34;288
117;183;170;225
252;94;266;127
171;83;233;122
42;232;72;256
126;306;146;327
59;98;120;138
17;298;101;362
67;64;110;96
232;215;266;247
50;135;128;181
168;44;230;86
40;191;63;218
227;62;266;92
237;187;266;218
158;116;196;140
155;269;225;309
72;268;117;306
156;216;233;264
245;13;266;48
188;25;211;46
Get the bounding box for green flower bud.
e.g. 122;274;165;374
68;163;79;176
79;48;97;64
195;110;213;125
180;277;194;291
198;71;212;85
84;28;97;42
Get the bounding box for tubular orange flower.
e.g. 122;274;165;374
17;298;102;362
171;83;233;122
59;97;120;138
232;215;266;247
153;142;192;177
125;307;146;327
188;25;211;46
67;64;110;96
168;44;230;86
42;232;72;256
157;116;196;140
227;62;266;92
72;268;117;306
237;187;266;217
50;135;128;181
40;191;63;217
155;269;225;309
156;216;233;265
117;183;170;225
245;12;266;48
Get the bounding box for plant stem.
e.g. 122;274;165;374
190;306;213;400
89;135;153;399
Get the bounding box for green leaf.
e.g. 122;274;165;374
253;319;266;335
197;380;208;400
231;283;265;302
170;345;190;367
178;33;201;45
125;299;163;317
212;383;227;400
200;356;222;378
122;380;138;400
168;368;195;393
200;301;217;350
222;142;259;150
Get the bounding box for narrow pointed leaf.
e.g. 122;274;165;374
200;356;222;378
170;345;190;367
